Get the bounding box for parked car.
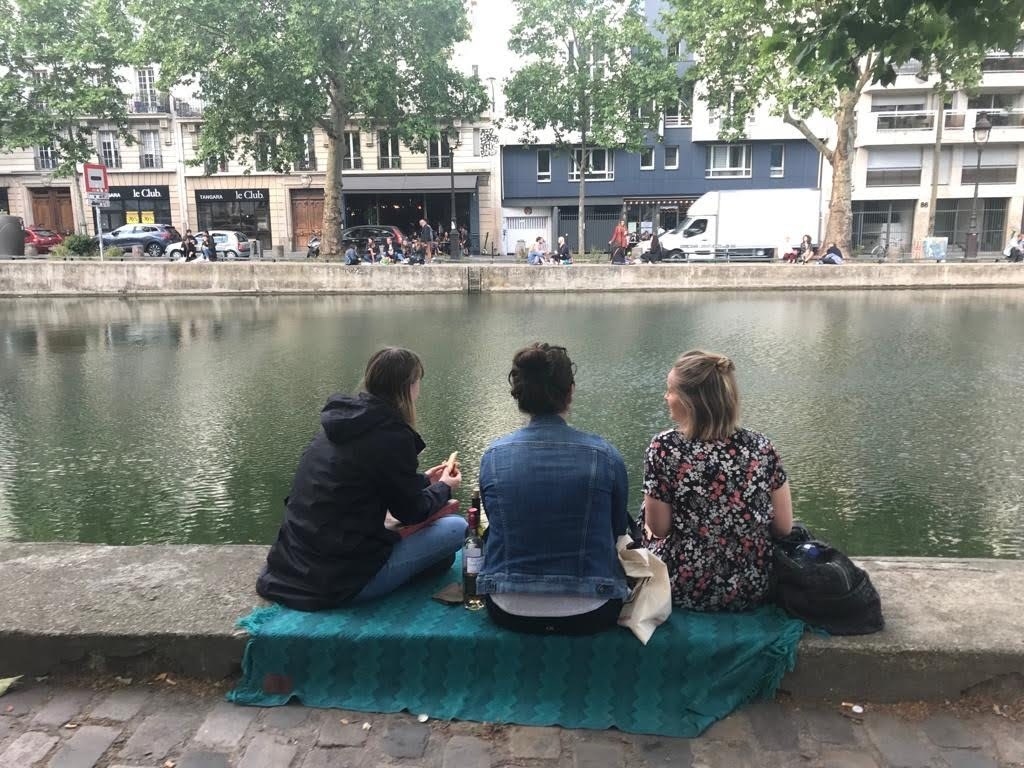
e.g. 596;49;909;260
24;226;64;254
98;223;182;257
168;230;253;260
340;225;406;253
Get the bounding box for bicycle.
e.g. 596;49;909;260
869;238;890;262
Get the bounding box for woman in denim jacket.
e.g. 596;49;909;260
476;343;630;635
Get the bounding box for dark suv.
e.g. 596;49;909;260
99;224;182;257
340;225;406;253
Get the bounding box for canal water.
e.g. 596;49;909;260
1;291;1022;558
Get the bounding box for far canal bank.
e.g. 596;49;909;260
1;260;1024;296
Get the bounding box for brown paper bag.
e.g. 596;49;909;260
616;535;672;644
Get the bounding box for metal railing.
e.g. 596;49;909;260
173;98;205;118
985;110;1024;128
427;156;452;169
34;155;58;170
875;110;934;130
377;157;401;170
342;157;363;170
944;111;966;129
982;54;1024;72
127;93;170;114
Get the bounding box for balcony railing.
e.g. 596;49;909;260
961;165;1018;184
985;110;1024;128
944;111;966;129
664;114;692;128
34;155;58;170
427;155;452;169
342;157;363;170
865;168;922;186
173;98;205;118
378;157;401;170
128;92;171;114
875;111;934;130
982;54;1024;72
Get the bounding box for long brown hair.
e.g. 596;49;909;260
669;349;740;441
362;347;424;426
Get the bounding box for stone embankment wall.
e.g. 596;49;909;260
1;261;1024;296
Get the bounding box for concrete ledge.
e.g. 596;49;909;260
0;544;1021;702
1;261;1024;296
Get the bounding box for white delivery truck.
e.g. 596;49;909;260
658;189;821;261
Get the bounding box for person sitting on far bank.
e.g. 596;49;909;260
642;350;793;611
797;234;817;264
527;237;545;265
256;347;464;611
182;229;198;262
344;244;359;265
821;243;844;265
557;236;572;264
200;231;217;261
476;343;631;635
643;233;664;263
364;238;377;264
1003;231;1023;263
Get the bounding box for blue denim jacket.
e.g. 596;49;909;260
476;415;630;600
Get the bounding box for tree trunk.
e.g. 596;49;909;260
321;87;346;259
928;96;944;238
577;136;586;258
822;89;857;257
68;126;88;234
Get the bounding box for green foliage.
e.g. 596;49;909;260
131;0;486;251
0;0;132;175
504;0;678;152
103;245;123;259
62;233;96;257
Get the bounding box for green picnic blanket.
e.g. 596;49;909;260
228;555;805;737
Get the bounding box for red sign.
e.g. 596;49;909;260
83;163;109;193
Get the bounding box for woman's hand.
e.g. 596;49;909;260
425;463;446;484
440;463;461;493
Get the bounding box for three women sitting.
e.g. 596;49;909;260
257;344;792;632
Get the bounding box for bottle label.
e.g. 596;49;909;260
465;553;483;574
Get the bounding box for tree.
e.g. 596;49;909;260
503;0;679;254
0;0;132;232
133;0;488;256
662;0;1019;256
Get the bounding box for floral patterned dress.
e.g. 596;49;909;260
641;427;787;612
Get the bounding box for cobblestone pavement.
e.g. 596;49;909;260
0;682;1021;768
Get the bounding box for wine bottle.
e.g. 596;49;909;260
462;507;485;611
473;485;488;538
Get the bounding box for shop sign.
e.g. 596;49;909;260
108;186;169;201
195;189;269;203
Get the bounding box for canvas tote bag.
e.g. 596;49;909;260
616;535;672;644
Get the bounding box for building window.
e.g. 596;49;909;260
136;67;157;108
770;144;785;178
378;131;401;169
640;147;654;170
960;145;1019;184
664;146;679;170
667;40;684;61
966;92;1017;111
472;128;482;156
664;82;694;127
428;135;451;168
865;147;922;186
203;154;228;175
342;131;362;170
570;148;614;181
537;149;551;182
255;134;274;171
98;130;121;168
139;129;162;168
705;144;751;178
35;144;58;170
297;132;316;170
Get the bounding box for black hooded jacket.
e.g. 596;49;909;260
256;392;452;610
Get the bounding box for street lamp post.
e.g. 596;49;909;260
965;112;992;261
449;128;461;259
486;76;496;112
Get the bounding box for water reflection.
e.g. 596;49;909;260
1;291;1023;558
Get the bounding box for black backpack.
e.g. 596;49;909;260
772;523;884;635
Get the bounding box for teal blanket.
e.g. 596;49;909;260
228;557;805;737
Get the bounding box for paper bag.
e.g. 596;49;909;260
616;535;672;644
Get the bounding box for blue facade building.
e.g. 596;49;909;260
499;0;823;254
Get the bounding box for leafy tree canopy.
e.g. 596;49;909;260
0;0;132;176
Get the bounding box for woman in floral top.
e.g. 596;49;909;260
642;350;793;611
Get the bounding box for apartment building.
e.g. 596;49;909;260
852;48;1024;257
0;60;503;254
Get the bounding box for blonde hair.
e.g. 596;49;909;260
668;350;740;441
362;347;424;426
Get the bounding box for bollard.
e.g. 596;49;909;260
272;244;284;260
132;245;143;259
24;243;38;259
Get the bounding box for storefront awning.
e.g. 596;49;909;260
342;174;479;193
623;197;698;206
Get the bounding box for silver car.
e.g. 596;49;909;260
168;230;253;260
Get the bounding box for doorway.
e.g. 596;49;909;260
291;190;324;250
30;188;74;234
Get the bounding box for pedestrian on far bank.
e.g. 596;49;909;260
821;243;844;265
527;237;545;265
609;219;628;254
557;236;572;264
419;219;435;263
200;231;217;261
182;229;198;262
1003;231;1023;262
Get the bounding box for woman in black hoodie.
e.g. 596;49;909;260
257;348;463;610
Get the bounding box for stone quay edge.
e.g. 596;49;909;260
1;261;1024;296
0;543;1021;703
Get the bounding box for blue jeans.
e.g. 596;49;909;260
353;515;466;602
